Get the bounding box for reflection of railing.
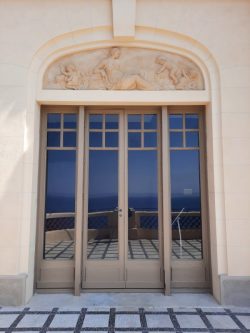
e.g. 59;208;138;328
171;210;201;258
45;210;201;233
171;211;201;230
45;212;75;231
171;208;185;258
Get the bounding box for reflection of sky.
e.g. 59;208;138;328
128;150;158;210
89;150;118;211
170;150;201;211
88;150;158;212
46;150;76;213
45;146;201;214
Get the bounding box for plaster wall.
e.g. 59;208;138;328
0;0;249;304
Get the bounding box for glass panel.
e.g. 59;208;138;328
170;132;183;148
89;114;103;129
44;150;76;260
47;132;60;147
128;132;141;148
64;114;77;129
89;132;102;147
63;132;77;147
144;132;157;148
169;114;183;129
128;150;159;260
105;114;119;129
105;132;118;148
128;114;141;129
186;132;199;148
186;114;199;129
47;113;61;129
144;114;157;129
170;150;202;260
88;150;119;260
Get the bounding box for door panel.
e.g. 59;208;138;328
82;111;125;288
37;107;78;289
168;107;210;288
125;112;163;288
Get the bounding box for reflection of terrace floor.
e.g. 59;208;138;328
45;239;202;260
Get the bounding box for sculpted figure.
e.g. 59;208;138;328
94;47;155;90
155;56;199;89
58;64;82;89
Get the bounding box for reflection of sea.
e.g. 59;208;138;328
46;194;201;213
89;196;158;212
171;195;201;211
46;195;75;213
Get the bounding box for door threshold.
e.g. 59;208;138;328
81;288;164;293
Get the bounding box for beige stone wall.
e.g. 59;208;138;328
0;0;249;302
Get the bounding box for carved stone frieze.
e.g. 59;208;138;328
43;47;204;90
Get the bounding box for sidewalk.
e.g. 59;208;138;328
0;293;250;332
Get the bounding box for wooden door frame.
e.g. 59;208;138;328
36;104;210;294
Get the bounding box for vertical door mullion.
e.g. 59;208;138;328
74;106;85;295
119;110;126;283
123;110;128;284
82;109;90;287
161;106;172;295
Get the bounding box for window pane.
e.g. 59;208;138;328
144;114;157;129
47;132;60;147
128;150;159;259
63;132;77;147
170;132;183;148
44;150;76;260
186;132;199;148
128;114;141;129
88;150;118;260
170;150;202;260
105;114;119;129
106;132;118;147
128;132;141;148
89;114;102;129
64;114;77;129
169;114;183;129
47;113;61;129
144;132;157;147
89;132;102;147
186;114;199;129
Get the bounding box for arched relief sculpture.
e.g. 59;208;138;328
43;47;204;90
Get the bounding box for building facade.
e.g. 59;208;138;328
0;0;250;306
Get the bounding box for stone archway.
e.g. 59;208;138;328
23;26;225;303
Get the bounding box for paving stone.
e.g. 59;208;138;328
0;314;17;327
176;314;207;329
16;314;48;327
50;313;79;327
82;314;109;327
146;313;174;328
115;314;141;328
206;314;239;329
235;315;250;329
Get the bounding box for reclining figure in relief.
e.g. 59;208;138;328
94;47;155;90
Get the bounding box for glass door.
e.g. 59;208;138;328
82;110;125;288
82;108;163;289
125;111;164;288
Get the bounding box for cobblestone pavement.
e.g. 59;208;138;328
0;306;250;332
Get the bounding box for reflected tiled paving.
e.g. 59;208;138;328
0;307;250;332
45;239;202;260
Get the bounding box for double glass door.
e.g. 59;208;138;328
83;109;163;288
